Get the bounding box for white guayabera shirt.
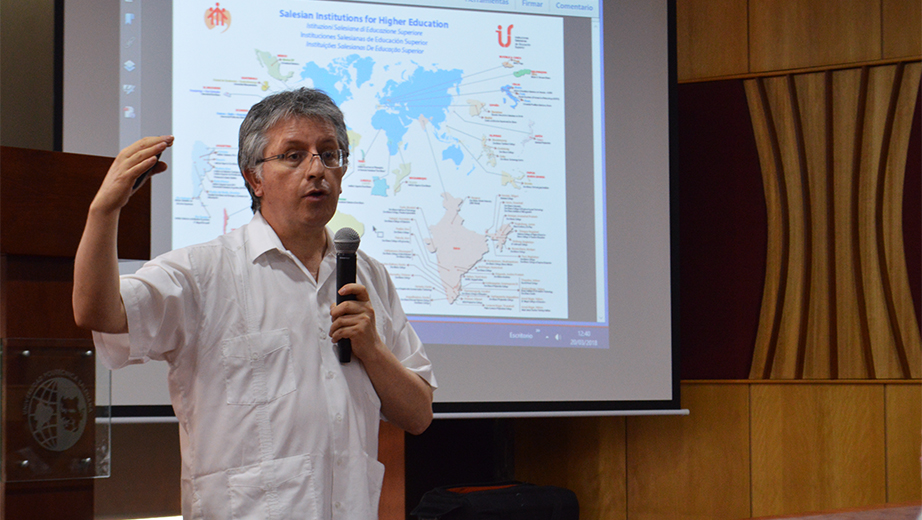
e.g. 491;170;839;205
94;212;436;520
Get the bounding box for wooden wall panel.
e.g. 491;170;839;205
831;68;870;378
745;63;921;379
378;421;405;520
883;0;922;59
880;62;922;378
794;72;835;378
749;0;882;72
94;423;182;519
750;384;887;516
746;77;789;379
859;66;902;377
515;417;626;520
511;384;917;519
764;76;809;378
885;382;922;503
626;384;750;520
676;0;749;81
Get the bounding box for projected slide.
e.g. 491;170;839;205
172;2;570;320
76;0;681;412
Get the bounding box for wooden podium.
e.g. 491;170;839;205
0;147;150;519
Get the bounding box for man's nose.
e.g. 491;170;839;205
303;154;324;177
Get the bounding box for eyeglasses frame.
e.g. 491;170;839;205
255;149;348;169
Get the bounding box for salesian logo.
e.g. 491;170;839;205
205;2;231;32
497;24;513;47
23;370;92;452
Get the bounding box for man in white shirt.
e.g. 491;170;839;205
73;88;436;519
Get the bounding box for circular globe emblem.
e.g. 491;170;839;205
25;376;88;452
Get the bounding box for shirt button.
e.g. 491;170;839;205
319;327;328;340
334;502;342;510
335;413;343;423
250;353;259;361
326;371;335;380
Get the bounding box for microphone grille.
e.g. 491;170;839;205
333;227;361;254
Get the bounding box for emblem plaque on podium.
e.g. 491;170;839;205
2;338;111;483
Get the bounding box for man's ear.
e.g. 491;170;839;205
242;169;263;197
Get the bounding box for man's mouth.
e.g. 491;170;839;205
303;188;328;199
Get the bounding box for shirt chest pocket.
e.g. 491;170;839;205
221;329;297;405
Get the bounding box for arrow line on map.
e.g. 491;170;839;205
424;124;447;194
447;115;532;135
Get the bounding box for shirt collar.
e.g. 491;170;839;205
245;211;335;264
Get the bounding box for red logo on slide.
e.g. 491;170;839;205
497;25;513;47
205;3;231;32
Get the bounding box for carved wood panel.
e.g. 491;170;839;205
746;62;921;379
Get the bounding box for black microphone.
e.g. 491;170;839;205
333;227;361;363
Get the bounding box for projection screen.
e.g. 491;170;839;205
64;0;680;418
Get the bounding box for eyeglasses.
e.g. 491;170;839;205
256;149;347;169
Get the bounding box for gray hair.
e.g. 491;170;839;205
238;88;349;212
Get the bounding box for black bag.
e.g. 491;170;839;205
410;481;579;520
